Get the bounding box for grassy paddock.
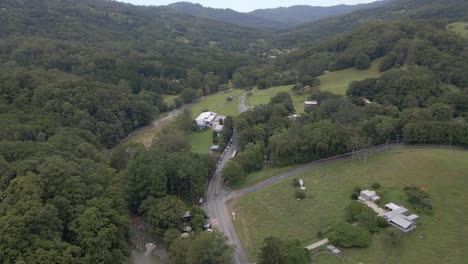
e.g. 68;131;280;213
448;22;468;39
191;89;245;117
233;149;468;263
246;85;308;113
245;59;382;111
187;129;213;154
318;58;382;95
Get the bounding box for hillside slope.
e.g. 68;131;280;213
168;1;384;29
168;2;285;28
277;0;468;47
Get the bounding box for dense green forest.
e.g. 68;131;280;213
1;0;468;263
168;1;383;29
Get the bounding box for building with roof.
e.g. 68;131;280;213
195;112;218;128
304;100;318;107
383;203;419;233
359;190;380;203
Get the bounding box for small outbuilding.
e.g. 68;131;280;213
304;100;318;107
360;190;380;202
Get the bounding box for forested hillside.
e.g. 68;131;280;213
0;0;260;262
168;2;285;29
249;2;384;27
168;1;383;29
276;0;468;47
2;0;468;263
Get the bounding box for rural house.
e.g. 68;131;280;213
359;190;380;202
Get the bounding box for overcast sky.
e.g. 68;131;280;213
116;0;378;12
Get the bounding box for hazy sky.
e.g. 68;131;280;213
117;0;377;12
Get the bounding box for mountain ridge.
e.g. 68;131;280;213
167;1;386;28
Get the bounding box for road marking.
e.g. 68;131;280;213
211;218;219;225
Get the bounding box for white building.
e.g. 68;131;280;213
304;100;318;106
195;112;217;128
383;203;419;233
359;190;380;202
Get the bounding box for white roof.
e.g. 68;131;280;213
385;203;401;211
384;207;409;220
390;216;413;229
305;100;318;105
361;190;377;196
214;124;224;131
195;112;217;122
408;214;419;221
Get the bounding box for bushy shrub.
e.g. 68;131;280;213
405;185;433;212
295;190;306;199
353;186;362;193
292;179;300;187
351;193;359;200
330;222;371;248
371;182;381;189
377;216;389;228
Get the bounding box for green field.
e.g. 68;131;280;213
245;60;382;111
191;89;245;117
448;22;468;39
245;85;308;113
232;149;468;263
318;58;382;95
187;129;213;154
229;165;299;191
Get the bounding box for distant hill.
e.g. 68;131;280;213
249;2;385;27
276;0;468;47
167;1;385;29
168;2;285;28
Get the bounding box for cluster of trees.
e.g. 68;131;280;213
0;129;130;262
404;185;433;212
257;236;310;264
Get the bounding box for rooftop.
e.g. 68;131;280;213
385;203;401;211
390;216;413;229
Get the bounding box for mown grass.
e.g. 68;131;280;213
317;58;382;95
448;22;468;39
245;59;382;112
245;85;308;113
187;129;213;154
232;149;468;263
229;165;299;191
190;89;245;117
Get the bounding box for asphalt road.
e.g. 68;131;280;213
203;94;249;264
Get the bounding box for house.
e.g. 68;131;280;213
210;145;220;152
195;112;217;128
304;100;318;107
214;124;224;133
384;203;419;233
359;190;380;202
288;114;301;119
